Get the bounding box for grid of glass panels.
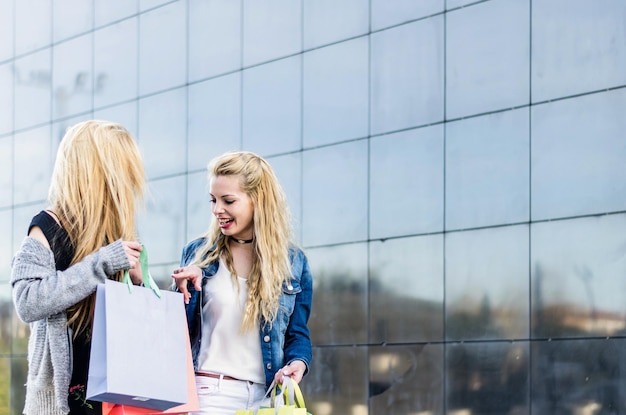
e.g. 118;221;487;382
1;0;625;413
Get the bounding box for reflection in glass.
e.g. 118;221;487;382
306;243;368;346
186;171;210;243
302;141;368;246
13;126;52;205
243;0;301;66
139;2;186;95
53;35;93;120
188;73;242;172
531;89;626;221
15;0;51;55
446;225;529;341
0;358;8;413
265;153;302;244
53;0;92;42
0;284;11;354
303;346;368;415
14;50;51;130
0;63;13;135
446;0;529;119
138;88;187;179
188;0;241;81
445;108;530;230
0;138;11;208
370;125;443;239
371;0;443;31
0;211;11;282
11;358;28;415
532;338;626;414
95;0;137;27
303;38;369;148
137;176;186;266
532;0;626;102
0;0;14;62
243;55;301;156
303;0;369;49
531;214;626;339
370;17;444;135
447;342;529;414
94;18;138;109
370;235;444;343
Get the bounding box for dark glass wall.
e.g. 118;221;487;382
1;0;625;414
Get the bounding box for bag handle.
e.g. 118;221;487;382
269;377;306;409
122;244;162;298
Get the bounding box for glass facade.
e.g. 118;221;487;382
1;0;625;414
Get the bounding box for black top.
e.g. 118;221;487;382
29;211;102;415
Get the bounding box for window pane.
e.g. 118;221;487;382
14;50;51;130
15;0;51;55
53;0;92;42
303;0;369;49
53;35;93;120
13;126;52;205
372;0;443;31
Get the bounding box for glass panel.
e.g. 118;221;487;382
303;38;369;147
140;0;171;11
370;16;443;135
138;2;186;95
138;88;187;179
0;63;12;135
445;108;530;230
52;35;93;120
370;235;443;343
531;89;626;221
13;126;52;205
14;50;52;130
52;114;92;157
306;243;368;345
532;0;626;102
15;0;51;55
243;0;301;66
0;138;11;208
95;0;138;27
446;225;530;341
371;0;443;31
531;214;626;339
0;358;8;411
243;56;301;156
303;346;368;415
265;153;302;244
137;176;186;266
94;101;139;139
11;358;28;415
0;210;11;282
13;204;46;253
531;338;626;414
53;0;92;42
148;262;178;290
0;284;11;354
0;0;14;62
370;125;443;239
448;342;529;414
447;0;483;9
446;0;529;119
370;344;444;415
188;74;241;171
302;141;368;246
188;0;241;81
303;0;369;49
13;309;29;355
94;18;138;109
186;171;210;243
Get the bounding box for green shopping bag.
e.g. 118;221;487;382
236;377;311;415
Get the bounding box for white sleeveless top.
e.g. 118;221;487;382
197;257;265;384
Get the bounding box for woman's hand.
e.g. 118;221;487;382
123;241;143;285
171;265;202;304
273;360;306;385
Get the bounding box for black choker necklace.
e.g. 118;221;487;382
232;237;254;244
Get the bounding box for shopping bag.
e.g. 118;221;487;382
251;377;311;415
100;315;199;415
87;246;190;411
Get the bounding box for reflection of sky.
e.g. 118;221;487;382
532;214;626;313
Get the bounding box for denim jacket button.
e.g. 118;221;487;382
263;335;270;342
266;363;272;370
287;285;293;290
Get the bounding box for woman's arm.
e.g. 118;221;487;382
11;237;130;322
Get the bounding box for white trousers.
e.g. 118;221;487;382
191;375;270;415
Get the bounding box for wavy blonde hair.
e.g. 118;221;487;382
192;151;293;331
49;120;145;336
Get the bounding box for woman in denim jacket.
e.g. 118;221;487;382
172;151;313;415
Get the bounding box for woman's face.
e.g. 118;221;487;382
209;174;254;240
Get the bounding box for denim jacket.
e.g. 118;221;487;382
179;238;313;389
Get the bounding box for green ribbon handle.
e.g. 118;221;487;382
122;244;162;298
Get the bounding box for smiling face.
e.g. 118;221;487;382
209;174;255;240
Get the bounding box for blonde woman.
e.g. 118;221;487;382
171;151;313;415
11;120;146;415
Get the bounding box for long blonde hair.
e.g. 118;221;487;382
192;151;293;330
49;120;145;336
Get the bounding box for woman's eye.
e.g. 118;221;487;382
225;200;234;205
209;199;216;204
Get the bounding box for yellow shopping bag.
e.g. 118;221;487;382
237;377;310;415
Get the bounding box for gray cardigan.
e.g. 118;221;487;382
11;236;130;415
